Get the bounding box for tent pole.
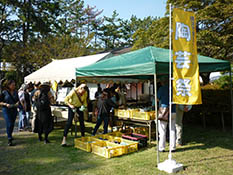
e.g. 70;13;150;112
75;76;78;138
154;73;159;165
230;66;233;136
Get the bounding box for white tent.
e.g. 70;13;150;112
24;52;110;83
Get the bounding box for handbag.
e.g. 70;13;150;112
158;107;169;121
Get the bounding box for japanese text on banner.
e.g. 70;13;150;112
172;8;202;105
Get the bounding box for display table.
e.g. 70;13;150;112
51;105;69;121
116;117;155;144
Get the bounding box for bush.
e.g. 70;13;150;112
213;75;233;89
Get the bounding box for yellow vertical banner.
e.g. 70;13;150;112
52;81;58;92
172;8;202;104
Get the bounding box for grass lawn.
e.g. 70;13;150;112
0;122;233;175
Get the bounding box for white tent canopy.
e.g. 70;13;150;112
24;52;110;83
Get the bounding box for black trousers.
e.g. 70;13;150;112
92;113;109;136
63;107;85;137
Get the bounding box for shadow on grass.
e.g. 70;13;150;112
183;153;233;166
176;124;233;151
0;125;103;175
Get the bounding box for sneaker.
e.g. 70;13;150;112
159;150;165;152
61;137;67;147
38;136;43;142
8;140;13;146
44;140;50;144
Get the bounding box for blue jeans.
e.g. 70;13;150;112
18;110;25;130
92;113;109;136
2;108;17;140
25;111;31;127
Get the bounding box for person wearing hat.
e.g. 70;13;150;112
61;83;88;146
33;82;55;144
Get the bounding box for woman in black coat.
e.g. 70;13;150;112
33;83;55;144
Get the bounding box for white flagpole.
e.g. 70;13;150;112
157;4;183;173
168;2;173;161
154;73;159;165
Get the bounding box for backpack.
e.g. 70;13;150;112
35;91;50;111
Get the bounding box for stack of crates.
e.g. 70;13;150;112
93;133;138;155
74;132;139;158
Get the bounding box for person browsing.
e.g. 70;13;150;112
61;84;88;146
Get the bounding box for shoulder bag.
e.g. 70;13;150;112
158;107;169;121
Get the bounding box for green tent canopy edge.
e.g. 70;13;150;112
76;46;230;80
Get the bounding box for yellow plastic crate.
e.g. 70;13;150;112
108;131;123;137
74;137;99;152
114;109;132;118
91;140;125;158
108;137;138;154
131;111;155;120
94;134;113;141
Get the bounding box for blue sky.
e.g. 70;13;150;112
84;0;167;19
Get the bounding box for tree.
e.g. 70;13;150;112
57;0;86;37
167;0;233;62
84;5;104;50
0;1;18;62
166;0;233;84
132;0;233;84
5;0;60;43
3;33;93;79
132;17;167;50
120;16;155;48
0;0;61;83
98;10;123;50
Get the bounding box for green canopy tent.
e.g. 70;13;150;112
76;46;230;79
76;46;232;163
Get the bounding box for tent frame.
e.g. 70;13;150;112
230;67;233;136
